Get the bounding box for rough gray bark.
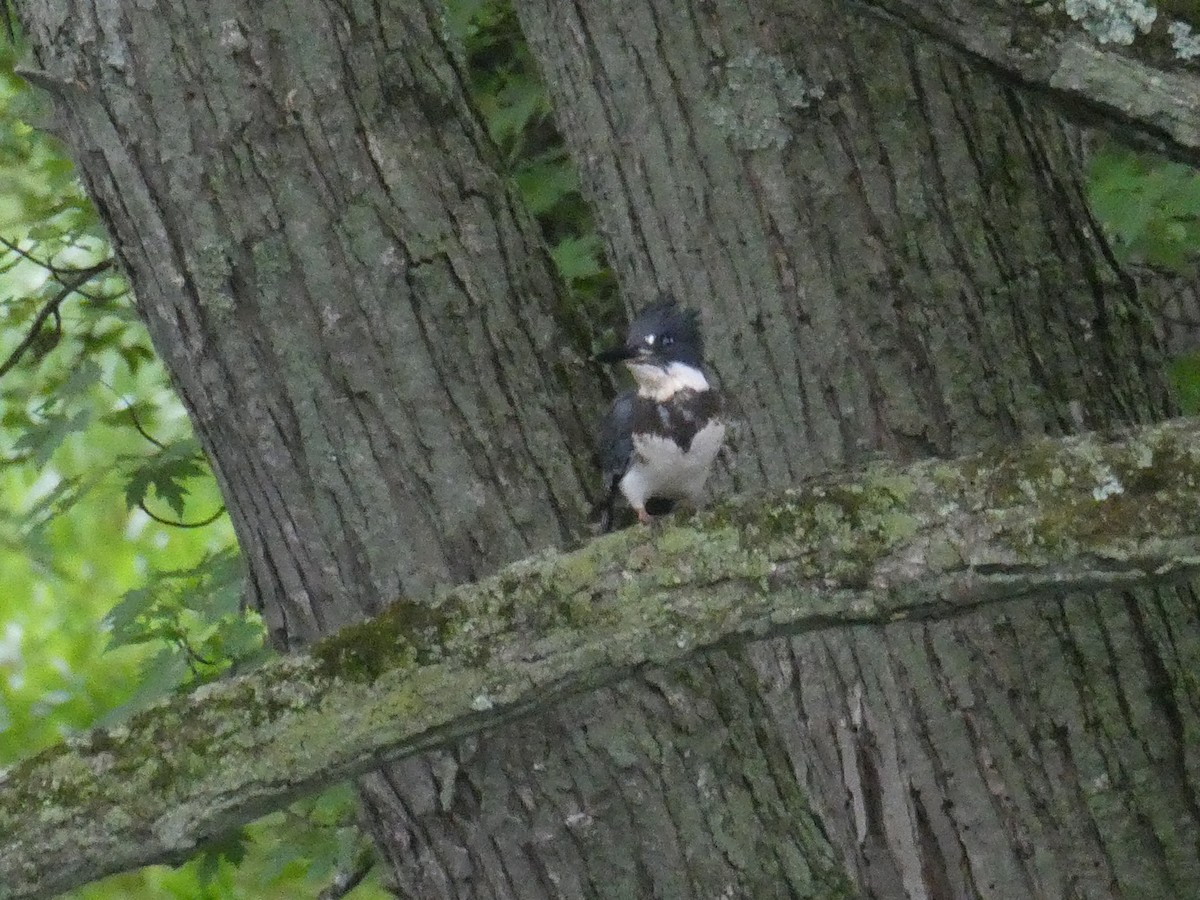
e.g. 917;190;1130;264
849;0;1200;167
1141;265;1200;358
6;415;1200;900
506;1;1195;897
17;0;604;648
517;0;1171;485
14;0;1199;898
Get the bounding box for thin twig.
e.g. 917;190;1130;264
0;235;87;276
99;379;169;450
124;403;167;450
174;634;218;669
0;237;118;284
0;260;113;379
137;499;226;529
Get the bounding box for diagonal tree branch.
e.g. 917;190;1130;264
6;418;1200;899
852;0;1200;166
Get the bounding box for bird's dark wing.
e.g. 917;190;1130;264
596;391;635;532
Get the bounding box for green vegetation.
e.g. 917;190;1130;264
1088;145;1200;275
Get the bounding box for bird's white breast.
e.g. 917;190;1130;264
627;361;710;401
620;419;726;509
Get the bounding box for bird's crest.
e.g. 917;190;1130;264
626;299;703;362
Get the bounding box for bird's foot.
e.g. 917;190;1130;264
635;507;654;525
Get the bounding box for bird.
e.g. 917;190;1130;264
594;300;727;532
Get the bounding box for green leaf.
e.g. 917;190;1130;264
550;234;605;282
195;830;249;886
442;0;490;43
515;156;580;215
1088;144;1200;274
104;586;154;643
309;782;358;826
93;646;190;728
117;341;155;373
215;616;270;670
124;440;207;516
99;397;158;430
1170;350;1200;416
188;550;246;619
56;356;102;400
12;408;91;466
484;75;546;148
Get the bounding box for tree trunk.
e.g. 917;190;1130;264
17;0;1199;898
502;1;1198;896
517;0;1171;479
18;0;605;649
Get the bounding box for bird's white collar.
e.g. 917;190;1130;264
627;361;710;401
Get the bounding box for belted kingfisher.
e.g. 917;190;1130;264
595;300;727;532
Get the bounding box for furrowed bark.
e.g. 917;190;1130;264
17;0;1197;897
850;0;1200;166
5;417;1200;900
15;2;620;894
509;2;1194;895
15;0;606;647
516;0;1171;491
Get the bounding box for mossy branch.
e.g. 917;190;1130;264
854;0;1200;166
7;419;1200;899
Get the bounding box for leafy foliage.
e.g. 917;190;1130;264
122;438;209;517
1088;144;1200;274
445;0;620;336
1087;143;1200;410
0;68;93;234
1169;351;1200;415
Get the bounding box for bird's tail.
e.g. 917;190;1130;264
590;490;676;533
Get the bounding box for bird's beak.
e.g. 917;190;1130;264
596;344;639;364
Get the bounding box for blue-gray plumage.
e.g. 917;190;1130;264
595;301;727;532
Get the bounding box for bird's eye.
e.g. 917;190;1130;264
660;335;675;347
645;334;656;346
